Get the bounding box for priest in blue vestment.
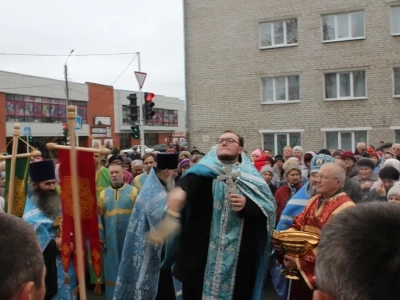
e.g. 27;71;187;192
149;131;277;300
23;160;77;300
114;153;180;300
98;159;138;300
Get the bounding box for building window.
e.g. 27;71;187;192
5;94;71;123
391;6;400;35
262;132;301;156
322;11;364;42
144;109;178;126
122;105;131;125
394;68;400;96
325;130;367;151
395;130;400;143
259;19;298;48
145;133;158;146
71;101;88;124
324;71;366;100
261;76;300;103
119;133;131;150
4;94;87;124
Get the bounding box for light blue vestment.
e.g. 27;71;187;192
133;172;148;191
98;184;138;300
23;197;77;300
114;168;181;300
182;148;276;300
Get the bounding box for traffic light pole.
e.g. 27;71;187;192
137;52;145;157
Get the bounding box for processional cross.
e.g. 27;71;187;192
217;166;241;195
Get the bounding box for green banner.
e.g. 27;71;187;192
5;157;29;217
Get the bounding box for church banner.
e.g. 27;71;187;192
58;149;102;284
5;157;29;217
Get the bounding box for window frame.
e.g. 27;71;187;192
261;75;300;104
322;129;369;150
393;67;400;98
322;11;365;43
324;70;367;101
260;130;303;155
259;19;298;49
391;5;400;36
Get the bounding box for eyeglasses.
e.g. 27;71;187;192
216;138;239;145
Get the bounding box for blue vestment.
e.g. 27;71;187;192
23;197;77;300
133;172;148;191
114;169;181;300
98;183;138;300
181;148;276;300
271;182;311;300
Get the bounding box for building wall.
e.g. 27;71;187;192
184;0;400;152
86;82;119;149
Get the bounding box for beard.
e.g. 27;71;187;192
32;187;61;220
217;153;238;163
165;174;175;192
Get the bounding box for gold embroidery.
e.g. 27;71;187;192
62;176;95;218
61;242;70;256
104;208;133;218
91;248;100;261
6;177;26;217
104;281;115;287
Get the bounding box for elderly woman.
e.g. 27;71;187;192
341;151;357;178
352;158;379;202
274;162;302;223
369;152;381;174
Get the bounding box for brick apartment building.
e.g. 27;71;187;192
184;0;400;155
0;71;185;157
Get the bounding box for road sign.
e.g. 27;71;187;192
75;116;82;130
135;71;147;88
23;127;31;137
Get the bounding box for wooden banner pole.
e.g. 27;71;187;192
0;150;41;161
67;105;87;300
7;124;20;214
46;143;111;155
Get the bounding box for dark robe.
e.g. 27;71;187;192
173;174;267;300
156;176;177;300
43;239;58;300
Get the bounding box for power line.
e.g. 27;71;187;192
0;52;136;57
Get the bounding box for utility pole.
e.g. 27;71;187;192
64;49;74;145
136;52;145;157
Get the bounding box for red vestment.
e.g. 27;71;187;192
288;192;355;300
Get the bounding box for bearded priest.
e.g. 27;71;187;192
114;153;180;300
23;160;77;300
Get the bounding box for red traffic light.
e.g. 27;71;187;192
145;93;155;102
62;123;68;129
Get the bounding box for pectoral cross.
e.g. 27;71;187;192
217;166;241;194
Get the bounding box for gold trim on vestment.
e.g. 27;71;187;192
104;208;133;218
295;257;314;290
104;281;115;287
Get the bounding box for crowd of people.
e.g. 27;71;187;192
1;133;400;300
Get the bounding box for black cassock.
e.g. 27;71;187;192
173;173;267;300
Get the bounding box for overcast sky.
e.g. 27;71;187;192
0;0;185;100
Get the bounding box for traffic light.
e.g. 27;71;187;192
131;125;140;139
126;93;139;122
28;136;33;143
62;123;68;139
143;92;155;120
